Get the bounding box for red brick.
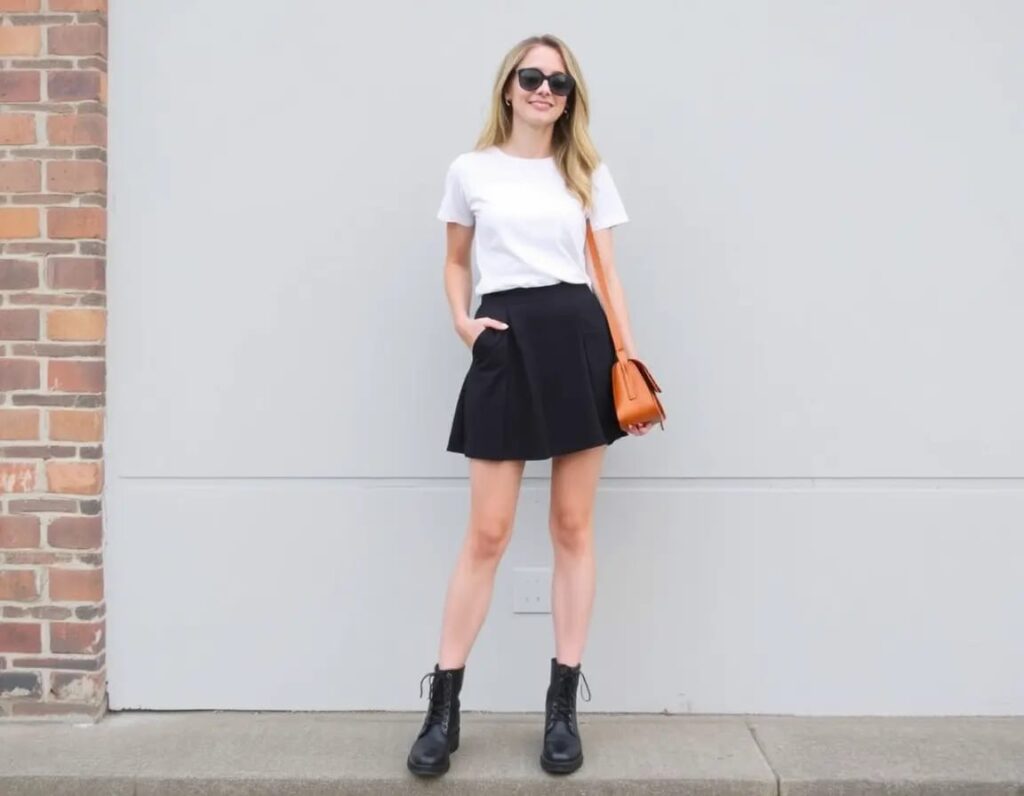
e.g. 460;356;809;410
47;207;105;239
47;309;103;342
0;571;40;600
0;258;39;289
10;195;77;209
0;358;41;390
0;71;40;103
50;0;106;9
0;408;40;440
8;293;77;307
0;207;41;238
49;408;103;441
46;460;102;494
0;621;41;651
47;515;101;549
0;7;107;720
46;160;105;194
0;26;41;56
49;567;103;602
46;257;104;290
46;308;105;341
1;551;68;565
0;462;37;493
47;113;105;147
0;160;41;193
50;620;104;654
5;241;75;255
0;114;36;145
48;24;106;57
0;308;40;340
47;359;104;392
0;515;41;548
48;70;102;102
8;498;78;513
12;701;101;718
49;670;105;701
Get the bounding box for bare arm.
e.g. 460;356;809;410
585;226;639;358
443;221;501;349
443;221;474;324
586;226;655;435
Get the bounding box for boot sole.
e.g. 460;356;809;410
407;757;449;777
540;750;583;774
406;734;459;777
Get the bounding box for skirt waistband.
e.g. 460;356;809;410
479;280;592;304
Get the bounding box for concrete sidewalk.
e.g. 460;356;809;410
1;712;1022;794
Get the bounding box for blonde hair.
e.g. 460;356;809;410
473;34;602;212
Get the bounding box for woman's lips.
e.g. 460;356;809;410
530;101;552;109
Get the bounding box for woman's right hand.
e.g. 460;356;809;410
457;316;509;350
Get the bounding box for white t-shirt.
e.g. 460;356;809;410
436;144;629;295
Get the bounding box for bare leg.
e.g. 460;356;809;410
548;444;607;667
438;457;526;669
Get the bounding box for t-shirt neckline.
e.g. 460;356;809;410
490;145;554;162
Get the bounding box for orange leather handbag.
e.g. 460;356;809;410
585;219;667;431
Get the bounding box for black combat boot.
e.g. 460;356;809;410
406;662;465;777
540;656;591;774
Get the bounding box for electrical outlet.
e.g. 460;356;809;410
513;567;551;614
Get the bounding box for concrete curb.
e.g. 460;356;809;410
1;712;1022;794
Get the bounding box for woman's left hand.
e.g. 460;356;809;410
621;349;655;435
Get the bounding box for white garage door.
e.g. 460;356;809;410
106;0;1024;712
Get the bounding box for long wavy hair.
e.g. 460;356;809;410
473;34;602;212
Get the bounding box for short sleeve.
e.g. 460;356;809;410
436;157;474;227
586;161;629;230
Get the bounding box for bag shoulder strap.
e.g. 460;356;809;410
585;218;627;364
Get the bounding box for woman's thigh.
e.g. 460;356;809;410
468;457;527;545
549;444;607;531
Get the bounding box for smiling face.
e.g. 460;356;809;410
504;44;571;129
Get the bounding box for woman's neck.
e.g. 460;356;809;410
499;128;554;159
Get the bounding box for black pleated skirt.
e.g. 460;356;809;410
446;281;628;461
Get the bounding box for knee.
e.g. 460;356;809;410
549;510;592;552
467;519;513;560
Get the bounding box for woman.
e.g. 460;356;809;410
407;33;653;778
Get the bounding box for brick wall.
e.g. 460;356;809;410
0;0;107;722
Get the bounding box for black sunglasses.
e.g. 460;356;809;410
515;67;575;97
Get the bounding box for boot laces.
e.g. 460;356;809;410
419;670;450;726
548;668;591;729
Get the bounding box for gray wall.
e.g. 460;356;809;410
106;1;1024;712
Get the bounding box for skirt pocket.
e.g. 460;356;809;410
471;326;501;360
470;327;490;358
448;282;625;460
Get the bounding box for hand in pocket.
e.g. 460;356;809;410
460;316;509;350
